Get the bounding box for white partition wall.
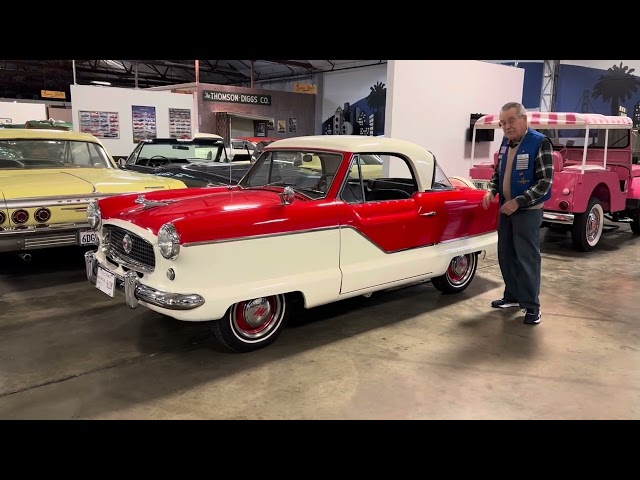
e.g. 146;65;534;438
0;101;47;124
70;84;196;157
385;60;525;178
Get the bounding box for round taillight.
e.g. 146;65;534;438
12;209;29;224
0;211;5;225
559;201;569;210
34;207;51;223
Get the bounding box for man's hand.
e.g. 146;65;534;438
482;191;494;210
500;199;519;216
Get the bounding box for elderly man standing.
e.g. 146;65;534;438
482;102;554;325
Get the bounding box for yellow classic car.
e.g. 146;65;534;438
0;129;187;256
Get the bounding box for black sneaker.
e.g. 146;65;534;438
523;308;541;325
491;298;519;309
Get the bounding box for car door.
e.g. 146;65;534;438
338;154;447;294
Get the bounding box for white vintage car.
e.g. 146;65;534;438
85;135;499;353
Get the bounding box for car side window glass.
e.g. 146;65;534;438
341;153;418;203
430;160;454;191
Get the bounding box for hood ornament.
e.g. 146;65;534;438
134;194;177;210
279;186;295;205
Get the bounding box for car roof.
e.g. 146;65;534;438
265;135;436;192
266;135;432;156
0;128;101;142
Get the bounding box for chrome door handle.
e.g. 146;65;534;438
420;211;437;216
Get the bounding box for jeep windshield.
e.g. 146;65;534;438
0;139;113;169
240;150;343;199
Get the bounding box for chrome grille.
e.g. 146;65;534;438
106;226;156;271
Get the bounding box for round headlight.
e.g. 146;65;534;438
158;222;181;260
87;201;101;229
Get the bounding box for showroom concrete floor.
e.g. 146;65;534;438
0;224;638;420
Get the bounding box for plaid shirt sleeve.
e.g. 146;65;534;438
488;158;500;198
514;137;554;207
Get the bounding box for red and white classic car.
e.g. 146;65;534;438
469;112;640;251
84;135;499;352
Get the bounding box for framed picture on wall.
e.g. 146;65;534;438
255;121;266;137
132;105;157;143
277;120;286;134
78;110;120;138
288;117;297;134
267;119;274;130
169;108;191;139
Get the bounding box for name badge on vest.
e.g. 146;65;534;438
516;153;529;170
500;146;507;154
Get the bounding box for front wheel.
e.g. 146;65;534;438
212;294;289;353
571;197;604;251
431;253;478;294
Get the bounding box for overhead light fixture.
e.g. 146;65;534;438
91;80;112;86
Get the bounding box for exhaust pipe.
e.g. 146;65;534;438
18;252;32;262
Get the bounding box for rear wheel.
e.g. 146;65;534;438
212;294;289;353
432;253;478;294
571;197;604;251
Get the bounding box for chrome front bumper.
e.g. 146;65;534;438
84;250;205;311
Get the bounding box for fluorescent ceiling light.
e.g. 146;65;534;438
91;80;112;86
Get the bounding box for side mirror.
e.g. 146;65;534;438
118;158;126;168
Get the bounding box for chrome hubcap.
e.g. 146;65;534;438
586;208;601;243
242;298;272;328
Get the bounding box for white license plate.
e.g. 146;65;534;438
79;229;98;246
96;266;116;298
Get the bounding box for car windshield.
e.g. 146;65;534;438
240;149;343;199
135;140;226;163
0;139;113;169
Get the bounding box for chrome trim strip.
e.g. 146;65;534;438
182;225;340;247
4;193;115;209
0;222;91;235
340;225;494;253
181;224;496;252
84;250;204;311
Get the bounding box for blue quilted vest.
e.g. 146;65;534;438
498;128;551;206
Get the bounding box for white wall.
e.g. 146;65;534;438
385;60;524;178
70;84;196;157
0;101;47;124
321;63;387;130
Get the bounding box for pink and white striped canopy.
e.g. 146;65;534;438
474;112;633;129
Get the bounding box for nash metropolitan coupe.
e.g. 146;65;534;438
85;135;499;353
0;128;187;257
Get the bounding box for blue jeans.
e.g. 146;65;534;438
497;208;543;310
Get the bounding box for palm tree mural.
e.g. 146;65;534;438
592;62;640;116
366;81;386;136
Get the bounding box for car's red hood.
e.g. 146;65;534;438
102;187;337;244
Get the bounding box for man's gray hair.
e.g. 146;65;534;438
501;102;527;118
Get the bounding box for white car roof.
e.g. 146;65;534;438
265;135;436;191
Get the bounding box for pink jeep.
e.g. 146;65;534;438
469;112;640;251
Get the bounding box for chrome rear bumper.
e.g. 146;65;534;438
84;250;205;311
0;224;96;252
543;212;575;224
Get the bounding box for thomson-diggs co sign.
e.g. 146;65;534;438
203;90;272;106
